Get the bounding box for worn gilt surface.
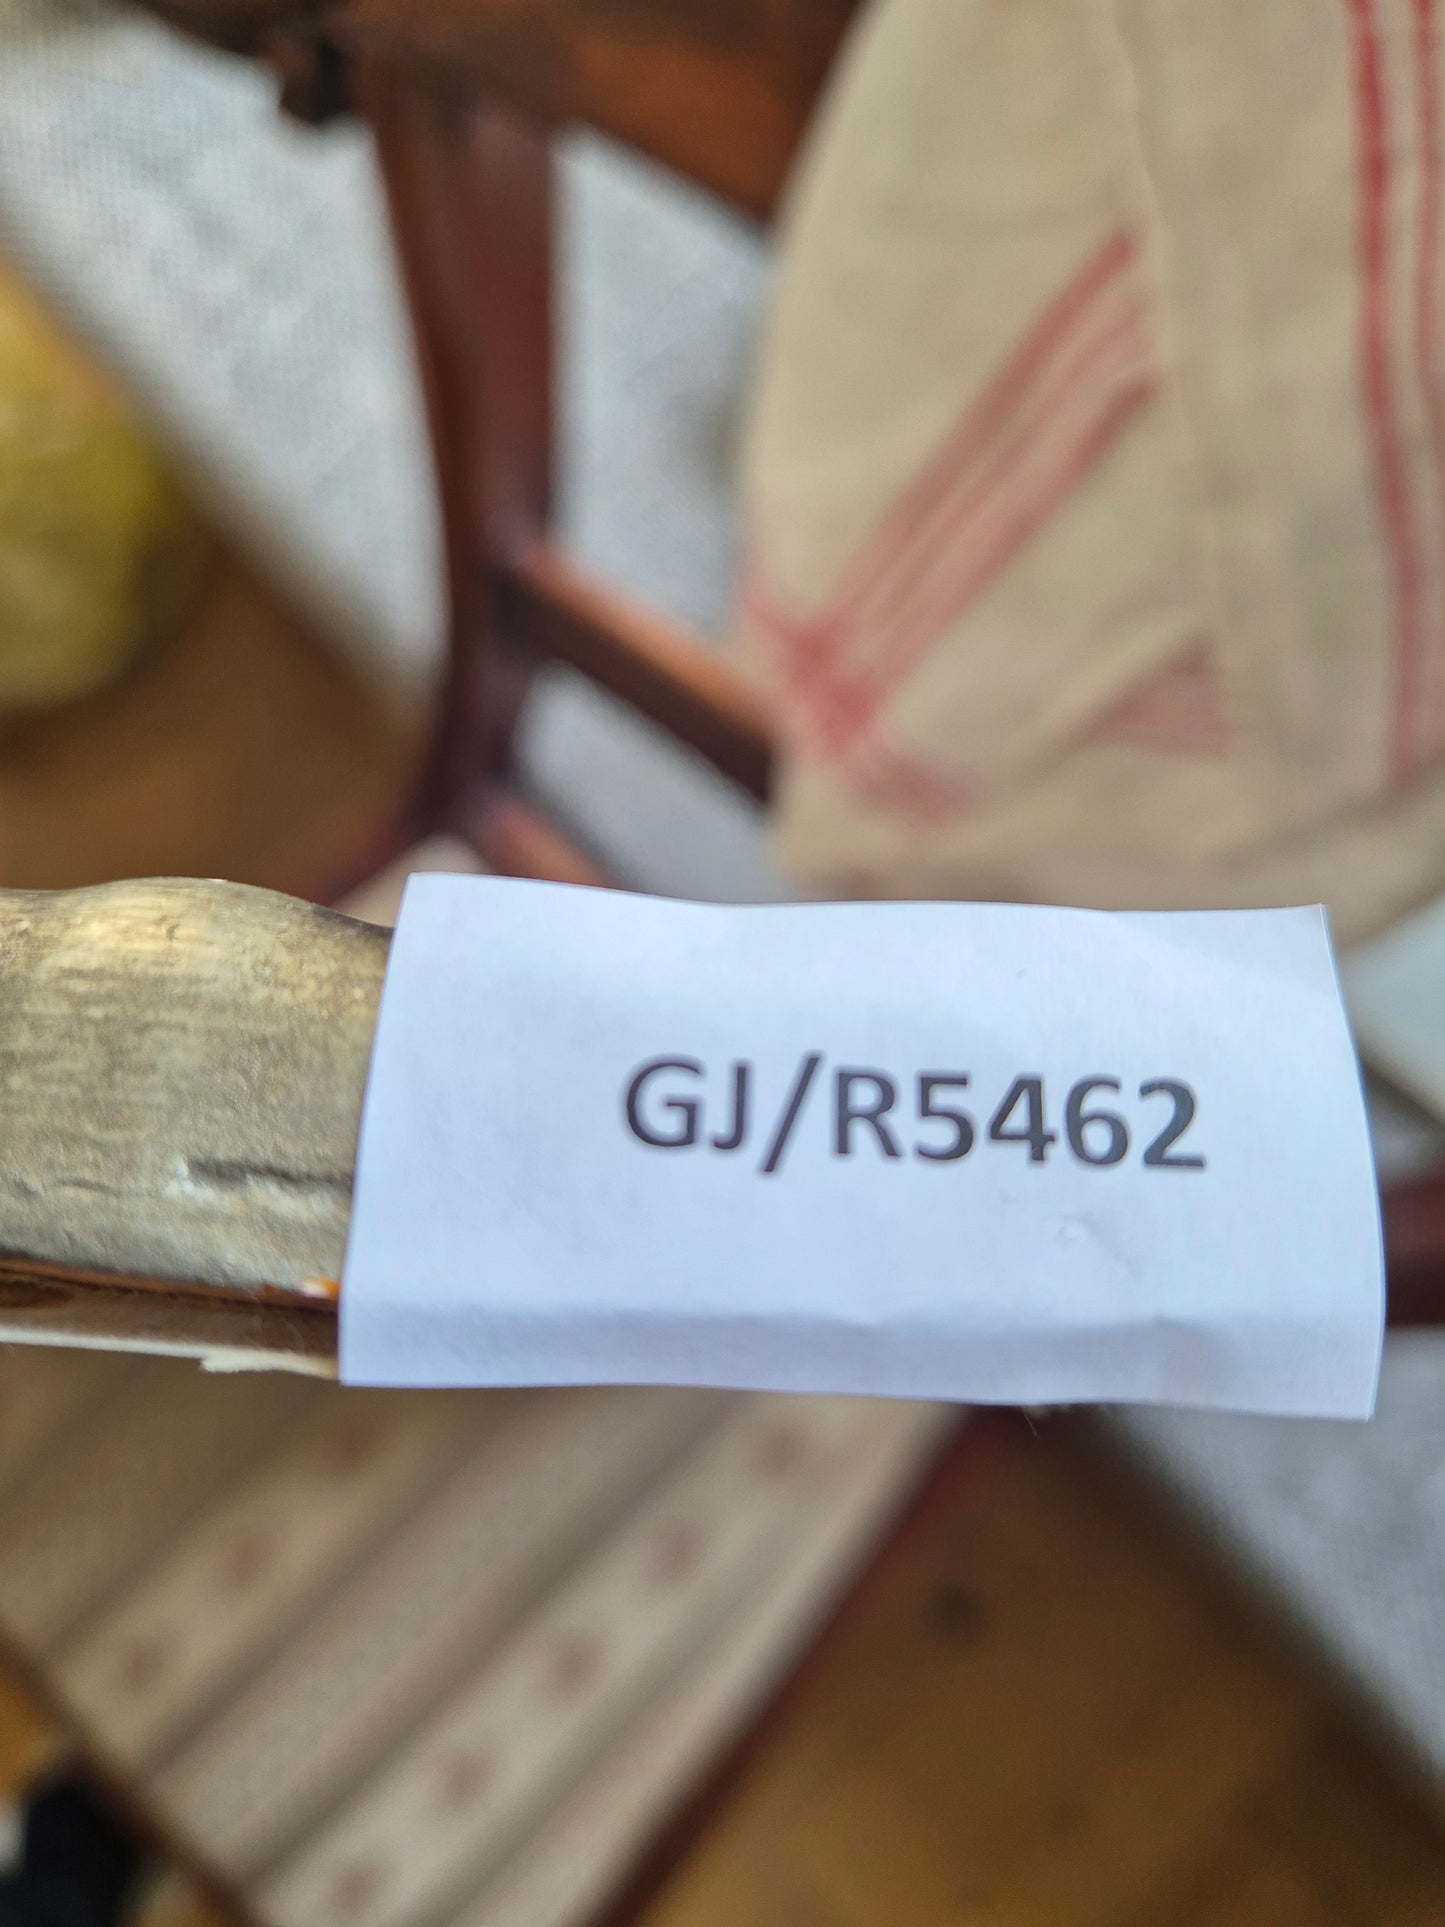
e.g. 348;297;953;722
0;879;387;1366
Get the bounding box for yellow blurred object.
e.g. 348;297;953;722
0;1665;64;1803
130;1871;232;1927
0;263;207;712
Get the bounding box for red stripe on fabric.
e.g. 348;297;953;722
1088;641;1233;758
848;306;1151;692
1415;0;1445;757
737;567;806;648
741;571;834;676
755;596;891;748
762;306;1152;753
748;231;1140;690
739;569;873;746
738;569;850;726
839;738;976;824
1348;0;1429;780
827;230;1141;641
754;347;1156;764
848;370;1158;731
741;578;973;821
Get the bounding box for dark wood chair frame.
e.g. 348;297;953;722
148;0;825;890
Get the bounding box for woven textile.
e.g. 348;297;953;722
743;0;1445;941
0;1349;947;1927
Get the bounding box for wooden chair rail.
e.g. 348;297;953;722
2;877;1442;1372
498;543;775;800
143;0;862;216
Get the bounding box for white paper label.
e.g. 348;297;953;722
341;877;1383;1417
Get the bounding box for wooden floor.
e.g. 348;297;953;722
636;1419;1445;1927
0;542;413;900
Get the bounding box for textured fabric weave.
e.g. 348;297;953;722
0;1349;946;1927
743;0;1445;940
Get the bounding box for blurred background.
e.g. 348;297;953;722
3;0;1445;1922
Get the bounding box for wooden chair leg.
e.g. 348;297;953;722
361;67;776;896
1379;1169;1445;1326
365;70;554;841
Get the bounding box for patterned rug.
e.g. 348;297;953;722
0;1347;949;1926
